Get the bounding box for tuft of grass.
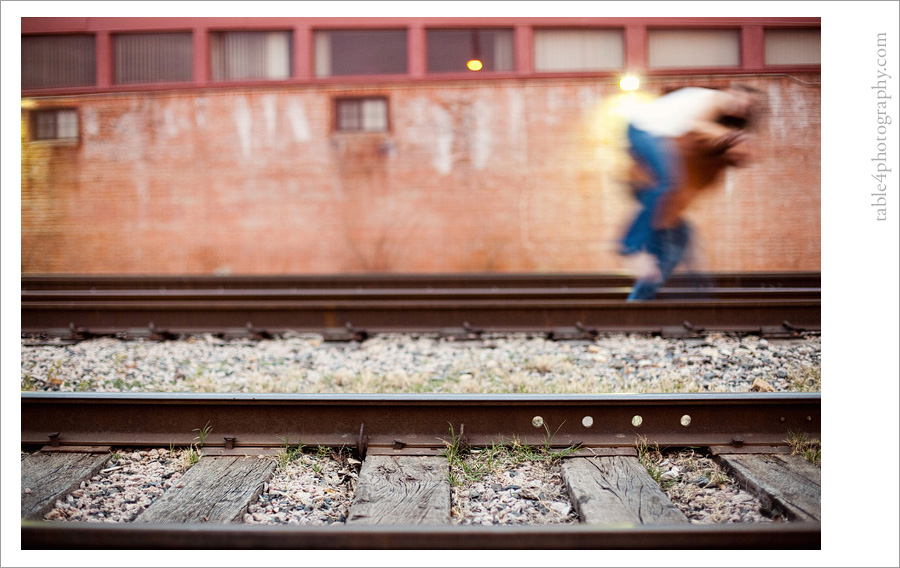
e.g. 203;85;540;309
637;442;733;494
539;421;581;461
440;423;469;486
21;375;42;391
276;436;305;470
786;366;821;392
636;435;668;485
193;421;212;448
787;431;821;466
441;423;580;487
185;447;201;466
170;421;213;470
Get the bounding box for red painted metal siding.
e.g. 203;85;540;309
21;17;821;97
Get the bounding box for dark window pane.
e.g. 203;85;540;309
34;111;57;139
337;100;362;130
22;35;96;89
335;98;388;132
315;30;407;77
426;28;514;73
114;33;193;84
32;109;78;140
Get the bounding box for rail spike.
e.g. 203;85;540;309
357;423;368;460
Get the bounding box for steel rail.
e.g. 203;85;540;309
23;393;820;454
21;271;821;291
20;520;821;549
21;286;820;301
22;298;820;336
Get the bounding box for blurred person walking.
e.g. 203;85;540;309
619;84;765;300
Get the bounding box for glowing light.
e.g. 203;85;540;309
619;74;641;91
466;59;484;72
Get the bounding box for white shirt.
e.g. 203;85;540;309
627;87;724;137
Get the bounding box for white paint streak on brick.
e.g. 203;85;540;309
432;105;453;175
114;111;146;162
81;107;103;159
578;86;599;110
508;90;525;152
766;84;786;143
234;97;253;158
83;107;99;137
263;95;278;144
194;98;208;130
162;104;179;139
544;90;561;124
287;97;311;142
471;98;492;171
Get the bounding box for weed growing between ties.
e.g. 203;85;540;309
787;431;821;466
274;437;361;480
276;437;306;470
635;437;774;523
441;423;580;486
441;424;579;525
172;421;213;468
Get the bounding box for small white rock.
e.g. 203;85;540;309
659;466;681;482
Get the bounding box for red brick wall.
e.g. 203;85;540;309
21;74;820;274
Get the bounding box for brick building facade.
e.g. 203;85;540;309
21;17;821;274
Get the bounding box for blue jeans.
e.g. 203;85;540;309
627;223;692;301
619;125;680;256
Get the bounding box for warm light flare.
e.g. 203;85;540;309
466;59;484;72
619;74;641;91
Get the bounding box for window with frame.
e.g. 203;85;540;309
426;28;514;73
648;29;741;69
22;34;96;89
335;97;388;132
764;29;820;66
210;30;292;81
314;29;408;77
114;32;193;84
534;28;624;72
32;109;79;141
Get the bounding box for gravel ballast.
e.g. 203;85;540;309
21;332;820;394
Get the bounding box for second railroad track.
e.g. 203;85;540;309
21;272;820;339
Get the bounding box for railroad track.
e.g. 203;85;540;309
21;272;821;290
21;392;821;549
21;272;820;339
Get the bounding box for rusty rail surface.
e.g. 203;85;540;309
21;393;821;549
22;392;820;455
21;521;821;549
21;271;821;291
21;273;820;338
